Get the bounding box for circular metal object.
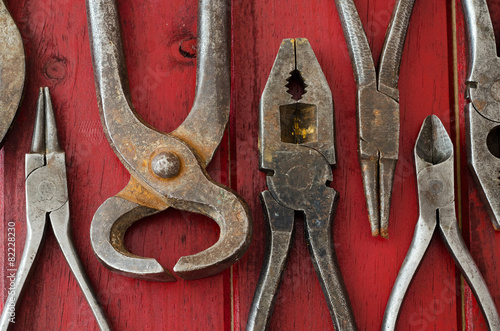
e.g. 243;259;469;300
151;152;180;178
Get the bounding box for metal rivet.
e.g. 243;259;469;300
151;152;180;178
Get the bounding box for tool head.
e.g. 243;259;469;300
462;0;500;229
414;115;454;217
259;38;335;167
26;88;68;216
0;2;25;148
86;0;252;281
259;38;336;211
334;0;416;238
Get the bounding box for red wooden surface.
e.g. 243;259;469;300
0;0;497;330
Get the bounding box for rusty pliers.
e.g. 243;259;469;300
0;88;109;330
0;0;25;147
86;0;252;281
382;115;500;330
334;0;415;237
462;0;500;230
247;39;356;331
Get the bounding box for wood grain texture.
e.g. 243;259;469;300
0;0;497;330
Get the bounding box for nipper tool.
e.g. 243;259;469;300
334;0;415;237
462;0;500;230
0;88;110;331
86;0;252;281
247;38;356;331
0;1;25;147
382;115;500;330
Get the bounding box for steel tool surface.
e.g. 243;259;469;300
86;0;252;281
382;115;500;330
0;88;110;331
0;0;25;147
462;0;500;230
334;0;415;237
247;38;356;331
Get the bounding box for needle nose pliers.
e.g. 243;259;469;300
0;88;110;330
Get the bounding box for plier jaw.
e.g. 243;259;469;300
462;0;500;230
358;87;400;238
260;38;336;173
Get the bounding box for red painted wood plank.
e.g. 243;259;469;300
1;0;497;330
1;0;231;330
232;0;461;330
456;1;500;330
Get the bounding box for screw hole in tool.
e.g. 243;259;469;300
487;126;500;159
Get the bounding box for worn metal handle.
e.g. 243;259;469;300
304;193;357;331
86;0;230;167
247;191;295;331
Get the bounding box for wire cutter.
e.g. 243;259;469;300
86;0;252;281
0;88;110;330
334;0;415;237
462;0;500;230
247;38;356;331
0;0;25;147
382;115;500;330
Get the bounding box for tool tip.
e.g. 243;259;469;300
30;88;46;153
43;87;62;153
416;115;452;165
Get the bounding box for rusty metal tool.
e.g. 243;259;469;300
0;88;110;331
334;0;415;237
382;115;500;330
462;0;500;230
0;0;25;147
247;38;356;331
86;0;252;281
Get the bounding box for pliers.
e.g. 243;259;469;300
247;38;356;331
334;0;415;237
86;0;252;281
462;0;500;230
0;0;25;147
0;88;110;330
382;115;500;330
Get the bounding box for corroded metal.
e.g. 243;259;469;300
462;0;500;230
382;116;500;330
0;1;25;147
334;0;415;238
86;0;252;281
248;38;356;331
0;88;110;331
